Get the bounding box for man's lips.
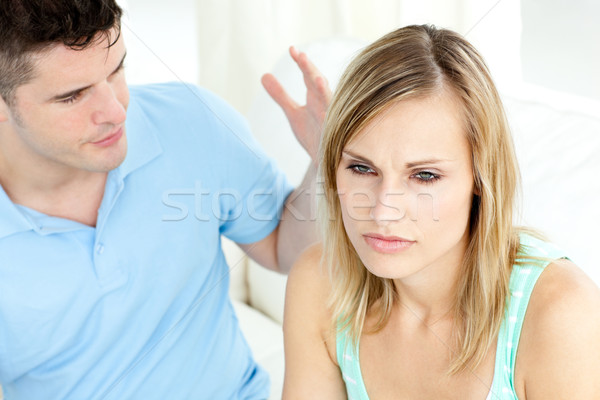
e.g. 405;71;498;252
363;233;415;254
91;127;123;147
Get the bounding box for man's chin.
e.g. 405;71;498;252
84;140;128;173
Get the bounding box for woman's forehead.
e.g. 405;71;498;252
344;91;468;156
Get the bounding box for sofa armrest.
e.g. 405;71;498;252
223;236;250;304
247;260;288;325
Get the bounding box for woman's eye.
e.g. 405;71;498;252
348;164;374;175
414;171;439;182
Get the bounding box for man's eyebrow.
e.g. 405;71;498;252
49;86;89;102
49;52;127;102
113;52;127;74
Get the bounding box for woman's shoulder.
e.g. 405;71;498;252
514;233;599;310
527;257;600;329
286;243;334;321
527;257;600;334
516;257;600;397
285;243;338;355
287;243;332;299
290;242;325;274
283;244;348;398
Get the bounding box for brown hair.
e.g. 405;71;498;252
0;0;123;105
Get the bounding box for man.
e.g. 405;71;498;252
0;1;329;398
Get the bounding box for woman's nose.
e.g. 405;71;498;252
369;187;408;226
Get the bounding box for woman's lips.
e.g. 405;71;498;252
91;127;123;147
363;233;415;254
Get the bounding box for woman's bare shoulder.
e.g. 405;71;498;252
528;258;600;321
283;243;347;398
516;258;600;398
285;242;336;344
287;243;332;298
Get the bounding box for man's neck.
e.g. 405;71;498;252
0;159;108;227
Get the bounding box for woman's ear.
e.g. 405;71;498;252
472;172;482;196
0;95;10;123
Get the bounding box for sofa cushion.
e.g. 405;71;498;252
233;299;284;400
502;84;600;284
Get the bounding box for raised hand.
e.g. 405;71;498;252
261;46;332;162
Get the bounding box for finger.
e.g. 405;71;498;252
289;45;300;62
314;76;333;103
290;47;327;92
261;73;299;114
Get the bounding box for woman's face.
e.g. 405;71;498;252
336;90;475;281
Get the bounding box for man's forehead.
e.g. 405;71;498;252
26;32;125;85
37;30;124;62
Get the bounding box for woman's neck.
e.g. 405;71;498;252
392;237;468;326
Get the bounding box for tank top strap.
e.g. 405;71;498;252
336;234;567;400
336;324;370;400
489;233;568;399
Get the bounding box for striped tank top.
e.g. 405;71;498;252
336;234;567;399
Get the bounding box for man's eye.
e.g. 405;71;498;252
59;92;82;104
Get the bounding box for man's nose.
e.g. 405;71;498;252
91;82;127;126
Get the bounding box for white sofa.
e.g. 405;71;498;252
226;239;287;400
232;39;600;400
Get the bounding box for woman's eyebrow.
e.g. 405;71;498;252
343;150;451;168
342;150;375;165
405;158;452;168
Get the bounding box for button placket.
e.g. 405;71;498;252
96;243;105;255
93;172;125;286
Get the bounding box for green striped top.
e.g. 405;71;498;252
336;234;567;400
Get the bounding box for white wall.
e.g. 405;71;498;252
121;0;528;112
120;0;599;103
521;0;600;101
120;0;199;85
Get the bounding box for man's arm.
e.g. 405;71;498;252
238;163;319;272
239;47;331;273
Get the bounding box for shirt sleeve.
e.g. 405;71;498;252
183;84;294;244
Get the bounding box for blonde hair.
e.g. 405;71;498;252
319;24;521;374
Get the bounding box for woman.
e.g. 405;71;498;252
283;25;600;399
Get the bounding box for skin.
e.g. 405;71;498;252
0;29;129;226
283;89;600;399
262;46;331;164
246;46;332;271
336;90;474;312
0;36;328;272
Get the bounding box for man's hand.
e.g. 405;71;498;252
261;46;332;162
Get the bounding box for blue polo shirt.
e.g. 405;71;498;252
0;82;292;399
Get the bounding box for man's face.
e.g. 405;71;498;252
2;28;129;175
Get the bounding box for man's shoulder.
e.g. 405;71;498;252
128;81;236;119
124;82;261;164
129;81;200;101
